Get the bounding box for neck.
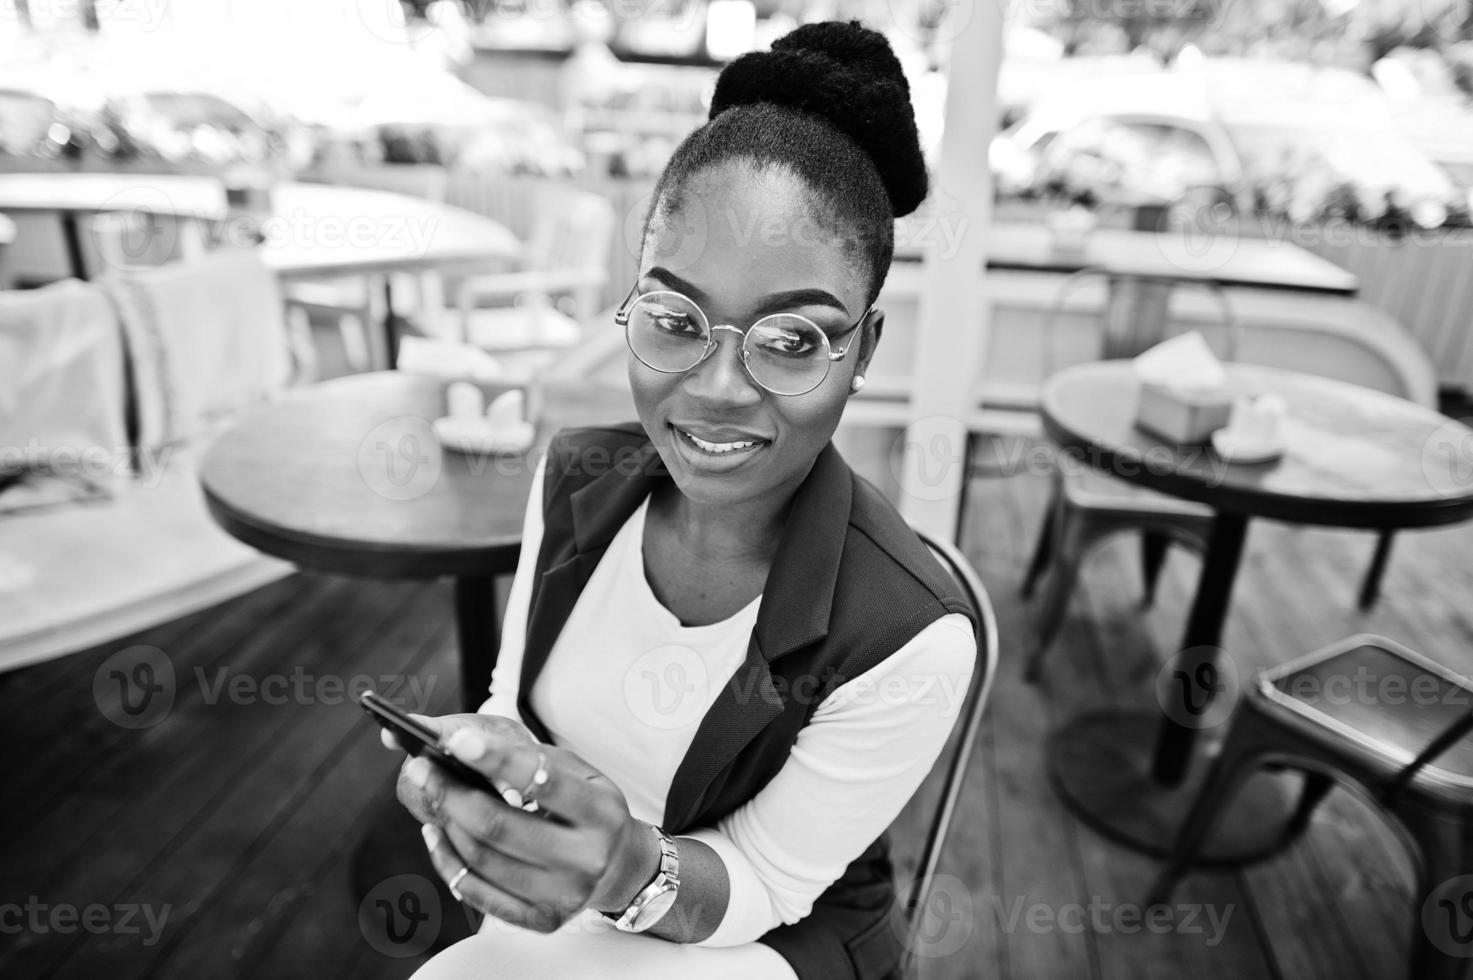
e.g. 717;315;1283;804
651;481;795;564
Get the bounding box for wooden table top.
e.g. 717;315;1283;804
1040;361;1473;529
0;173;522;278
199;372;637;579
893;222;1359;296
260;183;522;279
0;172;228;217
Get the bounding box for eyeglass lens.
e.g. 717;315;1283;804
625;291;834;395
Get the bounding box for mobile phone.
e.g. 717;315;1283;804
359;690;502;796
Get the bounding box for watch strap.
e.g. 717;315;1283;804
608;824;679;932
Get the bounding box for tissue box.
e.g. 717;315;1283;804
1135;381;1233;445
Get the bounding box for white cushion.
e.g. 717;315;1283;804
464;304;580;353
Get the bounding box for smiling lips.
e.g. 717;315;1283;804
671;424;769;456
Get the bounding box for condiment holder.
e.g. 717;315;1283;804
433;381;536;455
1132;332;1234;445
1210;394;1287;464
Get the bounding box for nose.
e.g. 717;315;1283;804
683;325;762;406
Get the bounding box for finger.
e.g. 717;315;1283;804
421;823;582;933
436;773;605;870
408;713;443;737
441;820;596;911
443;729;612;824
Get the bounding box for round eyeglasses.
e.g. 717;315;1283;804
616;285;871;397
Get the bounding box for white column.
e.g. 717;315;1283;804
896;4;1004;541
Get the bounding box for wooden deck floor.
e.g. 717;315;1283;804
5;438;1473;980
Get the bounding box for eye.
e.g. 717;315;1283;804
646;307;702;337
751;321;821;358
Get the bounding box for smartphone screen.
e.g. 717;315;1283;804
359;690;502;795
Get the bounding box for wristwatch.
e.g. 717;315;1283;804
605;824;680;933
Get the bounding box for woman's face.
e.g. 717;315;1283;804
629;163;879;511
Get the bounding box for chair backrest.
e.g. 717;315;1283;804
898;527;999;976
99;249;292;456
0;278;130;497
525;185;616;274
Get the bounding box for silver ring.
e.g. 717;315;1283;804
503;748;548;812
447;865;470;902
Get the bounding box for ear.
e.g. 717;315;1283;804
853;309;884;382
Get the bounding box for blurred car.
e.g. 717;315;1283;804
0;88;90;159
992;59;1467;229
103;89;287;167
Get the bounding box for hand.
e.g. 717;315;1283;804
394;724;656;933
380;712;536;816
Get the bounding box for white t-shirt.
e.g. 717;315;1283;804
481;457;976;947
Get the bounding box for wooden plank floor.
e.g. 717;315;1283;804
6;434;1473;980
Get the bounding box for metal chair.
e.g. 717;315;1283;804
1149;633;1473;980
1016;269;1399;683
451;185;614;380
898;528;1000;977
1018;267;1236;682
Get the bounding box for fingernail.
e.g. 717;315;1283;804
421;823;441;850
405;756;431;789
446;728;487;762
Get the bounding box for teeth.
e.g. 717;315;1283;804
679;428;760;454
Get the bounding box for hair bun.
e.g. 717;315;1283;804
709;21;928;217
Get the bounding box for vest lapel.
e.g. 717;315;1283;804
518;429;859;832
662;444;855;831
518;438;666;742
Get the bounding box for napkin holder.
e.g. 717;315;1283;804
1135;381;1233;445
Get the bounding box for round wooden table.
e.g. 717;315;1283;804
1040;361;1473;863
199;370;636;711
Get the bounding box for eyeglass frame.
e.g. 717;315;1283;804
614;281;875;396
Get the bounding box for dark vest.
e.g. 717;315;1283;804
513;423;977;980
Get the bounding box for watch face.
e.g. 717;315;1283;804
634;887;678;930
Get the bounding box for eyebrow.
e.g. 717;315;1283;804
642;266;852;319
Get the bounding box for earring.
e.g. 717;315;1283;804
850;376;866;394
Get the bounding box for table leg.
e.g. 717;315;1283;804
62;212;88;280
454;575;499;713
1047;511;1302;865
1154;511;1248;785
